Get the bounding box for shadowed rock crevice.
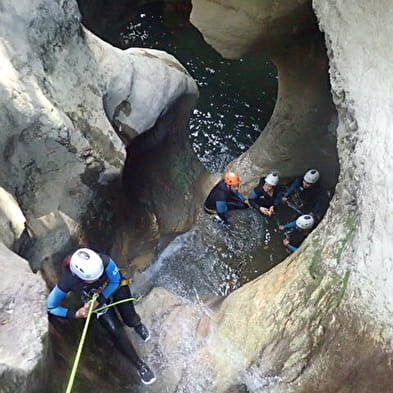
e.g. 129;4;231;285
122;94;206;235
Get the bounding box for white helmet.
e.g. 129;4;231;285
296;215;314;230
303;169;320;184
265;172;279;186
70;248;104;281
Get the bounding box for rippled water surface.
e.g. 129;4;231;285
107;1;277;173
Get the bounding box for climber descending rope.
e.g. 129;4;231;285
47;248;156;386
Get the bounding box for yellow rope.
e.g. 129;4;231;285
64;295;141;393
93;296;141;313
65;293;99;393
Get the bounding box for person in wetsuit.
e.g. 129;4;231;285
204;171;249;225
278;214;314;252
281;169;324;218
47;248;156;385
248;172;281;216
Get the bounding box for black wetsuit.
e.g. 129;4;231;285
248;177;280;212
204;180;248;223
284;176;324;215
282;221;309;252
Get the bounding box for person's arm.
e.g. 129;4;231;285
284;220;297;229
286;243;298;252
248;190;260;209
235;192;246;202
47;285;79;318
249;193;271;215
98;258;122;304
250;186;268;211
230;191;249;209
284;178;301;198
283;238;298;252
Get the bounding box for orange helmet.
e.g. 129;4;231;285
224;171;240;186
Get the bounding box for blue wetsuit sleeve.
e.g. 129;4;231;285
284;220;297;229
285;178;301;197
216;201;229;223
249;190;259;200
248;190;262;211
100;259;122;302
48;286;74;318
287;244;298;252
273;193;282;206
235;192;246;201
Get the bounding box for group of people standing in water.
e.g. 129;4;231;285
204;169;324;253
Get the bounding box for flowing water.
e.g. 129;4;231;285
131;205;301;300
48;4;333;393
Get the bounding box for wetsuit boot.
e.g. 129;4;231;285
135;360;156;385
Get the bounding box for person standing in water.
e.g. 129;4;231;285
278;214;315;252
204;171;249;225
281;169;324;219
248;172;281;216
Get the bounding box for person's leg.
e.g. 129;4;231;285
114;285;151;342
98;308;140;365
113;285;141;327
98;308;156;384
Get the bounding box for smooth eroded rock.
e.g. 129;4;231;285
0;243;48;393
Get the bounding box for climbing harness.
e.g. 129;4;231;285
204;206;217;215
65;293;99;393
120;268;132;287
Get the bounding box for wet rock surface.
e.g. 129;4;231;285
0;0;201;257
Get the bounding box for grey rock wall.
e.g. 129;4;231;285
0;188;25;249
0;0;200;260
313;0;393;331
0;243;48;393
168;0;393;392
191;0;338;191
191;0;313;59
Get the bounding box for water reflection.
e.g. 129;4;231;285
109;1;277;173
